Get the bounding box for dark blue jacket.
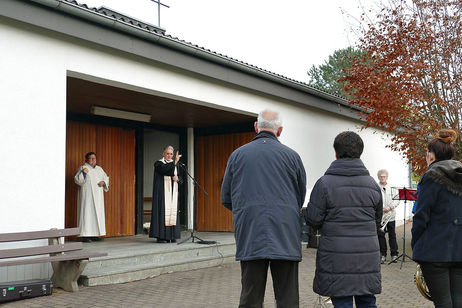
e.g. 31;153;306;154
412;159;462;262
304;158;382;297
221;131;306;261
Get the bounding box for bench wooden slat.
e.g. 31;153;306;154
0;228;80;242
0;242;83;259
0;252;108;267
0;227;108;292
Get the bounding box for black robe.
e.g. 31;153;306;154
149;160;181;240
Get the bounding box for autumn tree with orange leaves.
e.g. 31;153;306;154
343;0;462;174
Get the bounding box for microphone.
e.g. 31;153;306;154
177;161;186;167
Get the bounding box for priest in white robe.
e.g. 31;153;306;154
74;152;109;242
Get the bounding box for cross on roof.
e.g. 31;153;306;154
150;0;170;28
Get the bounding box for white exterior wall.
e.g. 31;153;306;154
276;107;410;225
0;17;410;280
0;22;67;234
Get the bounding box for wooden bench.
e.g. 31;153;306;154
0;228;107;292
144;210;152;216
144;197;152;217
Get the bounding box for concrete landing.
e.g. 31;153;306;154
75;231;236;286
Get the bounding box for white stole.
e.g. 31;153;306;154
161;158;178;226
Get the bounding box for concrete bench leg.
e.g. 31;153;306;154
51;259;88;292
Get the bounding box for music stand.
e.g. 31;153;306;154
391;187;417;268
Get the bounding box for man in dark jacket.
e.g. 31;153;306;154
303;131;382;308
221;109;306;308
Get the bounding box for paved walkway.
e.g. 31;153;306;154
3;222;432;307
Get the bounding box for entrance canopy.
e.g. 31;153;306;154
67;77;255;128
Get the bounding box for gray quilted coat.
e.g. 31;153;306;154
304;158;383;297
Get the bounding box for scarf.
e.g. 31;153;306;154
161;158;178;226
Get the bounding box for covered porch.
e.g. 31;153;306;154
65;75;255;237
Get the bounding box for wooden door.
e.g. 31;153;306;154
65;121;135;237
195;132;254;231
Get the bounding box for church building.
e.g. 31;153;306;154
0;0;409;282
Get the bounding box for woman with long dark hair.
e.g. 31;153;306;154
411;129;462;308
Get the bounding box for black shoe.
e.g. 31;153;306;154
92;237;103;242
81;237;92;243
157;239;167;243
170;239;176;243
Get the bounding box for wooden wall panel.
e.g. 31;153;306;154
195;132;254;231
65;122;96;230
120;129;135;235
65;121;135;237
195;136;206;229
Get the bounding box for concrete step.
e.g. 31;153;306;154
78;239;236;286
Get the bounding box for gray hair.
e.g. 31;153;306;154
377;169;388;177
163;145;174;153
257;109;282;132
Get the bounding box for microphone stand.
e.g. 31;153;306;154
177;162;216;245
178;162;208;196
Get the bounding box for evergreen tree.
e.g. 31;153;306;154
307;47;363;97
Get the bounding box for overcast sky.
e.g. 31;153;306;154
80;0;372;82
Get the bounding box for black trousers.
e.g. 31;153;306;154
378;221;398;256
420;262;462;308
239;259;299;308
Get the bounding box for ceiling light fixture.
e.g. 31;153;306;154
91;106;151;123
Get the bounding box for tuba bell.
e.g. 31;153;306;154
414;264;432;301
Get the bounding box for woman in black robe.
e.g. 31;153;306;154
149;146;182;243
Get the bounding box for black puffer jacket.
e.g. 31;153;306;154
304;158;382;297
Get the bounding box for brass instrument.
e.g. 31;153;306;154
379;211;393;233
313;295;331;308
414;264;432;301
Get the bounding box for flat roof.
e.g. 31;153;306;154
1;0;362;120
